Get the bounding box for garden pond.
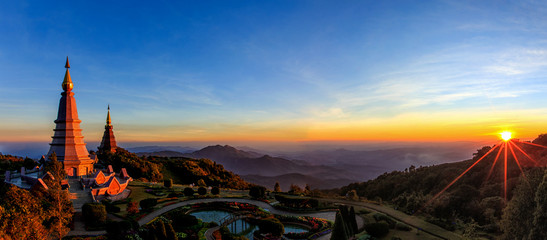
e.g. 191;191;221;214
190;210;308;239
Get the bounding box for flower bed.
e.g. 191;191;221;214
275;215;333;239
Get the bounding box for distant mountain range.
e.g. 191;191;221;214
130;143;475;190
127;146;196;153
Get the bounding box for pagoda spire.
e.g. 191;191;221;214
106;105;112;126
62;57;73;92
47;57;94;177
99;105;118;153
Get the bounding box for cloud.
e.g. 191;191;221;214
310;107;347;118
483;48;547;76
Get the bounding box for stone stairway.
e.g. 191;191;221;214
68;179;93;212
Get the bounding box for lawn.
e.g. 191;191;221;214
355;207;439;240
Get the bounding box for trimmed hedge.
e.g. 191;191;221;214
395;222;412;231
198;187;207;195
211;186;220;195
82;203;107;228
364;222;389;238
184;187;194;197
139;198;158;211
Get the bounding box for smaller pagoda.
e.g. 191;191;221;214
98;105;118;153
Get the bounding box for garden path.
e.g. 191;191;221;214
318;198;463;240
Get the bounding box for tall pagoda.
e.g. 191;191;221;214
47;57;94;177
98;105;118;153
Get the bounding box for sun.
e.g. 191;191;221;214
500;131;512;141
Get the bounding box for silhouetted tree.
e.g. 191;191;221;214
330;212;348;240
155;220;167;239
274;182;281;192
501;169;545;240
211;186;220;195
349;206;358;233
165;221;177;240
198;187;207;195
44;152;66;180
197;179;206;187
289;184;303;195
23;157;36;170
164;178;173;188
249;185;266;199
530;170;547;239
183;187;194;197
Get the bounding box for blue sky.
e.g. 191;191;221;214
2;1;547;144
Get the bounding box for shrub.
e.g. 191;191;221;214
164;178;173;188
249;185;266;199
211;186;220;195
82;203;107;228
106;205;121;213
139;198;158;211
373;213;396;227
395;222;412;231
106;220;135;239
127;201;139;215
275;194;318;209
198;187;207;195
184;187;194;197
258;218;284;236
365;222;389;238
359;209;371;215
171;214;199;231
197;179;206;186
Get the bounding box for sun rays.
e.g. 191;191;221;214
423;132;547;212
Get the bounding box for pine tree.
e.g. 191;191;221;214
340;205;353;236
45;182;73;240
330;212;348;240
44;152;66;180
165;221;178;240
349;206;359;234
155;220;167;239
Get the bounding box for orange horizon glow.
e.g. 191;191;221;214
0;113;546;143
0;126;544;143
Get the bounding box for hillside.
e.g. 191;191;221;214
99;148;249;189
150;156;249;189
137;150;188;157
242;173;355;191
138;144;365;189
334;134;547;239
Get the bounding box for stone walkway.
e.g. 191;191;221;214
68;179;93;212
